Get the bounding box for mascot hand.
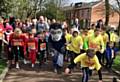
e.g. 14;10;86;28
65;68;70;74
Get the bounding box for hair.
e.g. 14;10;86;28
50;23;62;30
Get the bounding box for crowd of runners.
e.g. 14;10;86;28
0;15;119;82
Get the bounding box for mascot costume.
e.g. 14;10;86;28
49;23;66;73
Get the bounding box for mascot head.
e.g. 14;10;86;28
50;23;63;41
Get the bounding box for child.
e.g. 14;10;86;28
4;25;13;62
67;28;83;66
65;49;103;82
105;42;118;68
27;32;38;68
9;28;26;69
37;31;47;66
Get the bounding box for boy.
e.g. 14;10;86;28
65;49;103;82
37;31;47;67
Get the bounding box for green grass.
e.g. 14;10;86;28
112;55;120;71
0;59;7;74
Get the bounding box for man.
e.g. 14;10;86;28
36;16;49;32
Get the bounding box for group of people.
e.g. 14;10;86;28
0;15;119;82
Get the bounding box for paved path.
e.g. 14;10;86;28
3;61;120;82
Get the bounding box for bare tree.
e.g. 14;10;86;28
105;0;110;26
111;0;120;35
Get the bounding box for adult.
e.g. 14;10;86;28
36;16;49;32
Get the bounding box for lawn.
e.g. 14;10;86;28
112;55;120;71
0;59;7;74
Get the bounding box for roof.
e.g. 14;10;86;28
62;0;102;11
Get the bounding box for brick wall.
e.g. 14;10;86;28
91;1;119;27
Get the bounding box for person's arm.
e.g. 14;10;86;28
100;37;105;53
65;53;85;74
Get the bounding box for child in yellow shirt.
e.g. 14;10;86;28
65;49;102;82
67;28;83;65
88;28;104;65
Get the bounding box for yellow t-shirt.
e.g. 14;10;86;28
110;32;119;42
67;35;83;54
101;33;109;49
65;33;72;44
88;29;94;36
88;34;104;53
74;53;101;71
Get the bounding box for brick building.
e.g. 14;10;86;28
63;0;119;28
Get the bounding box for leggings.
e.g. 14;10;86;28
82;67;102;82
10;46;24;62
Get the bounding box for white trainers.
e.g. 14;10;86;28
16;64;20;69
32;64;34;68
24;59;27;64
54;68;57;73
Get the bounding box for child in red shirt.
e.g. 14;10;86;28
27;32;38;68
9;28;26;69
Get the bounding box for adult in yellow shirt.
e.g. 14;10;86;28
88;29;104;65
65;49;102;82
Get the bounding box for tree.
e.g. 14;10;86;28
105;0;110;26
111;0;120;35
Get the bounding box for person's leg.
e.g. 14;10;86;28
98;69;102;81
39;51;44;66
19;46;24;59
31;51;36;67
82;67;89;82
109;58;114;68
52;54;58;73
96;51;102;65
105;55;109;67
14;46;19;68
0;40;2;59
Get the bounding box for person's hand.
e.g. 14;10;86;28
98;80;103;82
65;68;70;74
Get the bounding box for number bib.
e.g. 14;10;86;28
40;43;46;51
28;42;35;49
0;32;3;39
13;42;22;46
89;42;98;49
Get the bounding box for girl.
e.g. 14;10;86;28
27;32;38;68
9;28;26;69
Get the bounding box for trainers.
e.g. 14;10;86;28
54;68;57;73
16;64;20;69
32;64;34;68
24;59;27;64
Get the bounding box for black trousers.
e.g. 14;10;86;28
0;40;2;58
96;51;103;65
9;46;24;62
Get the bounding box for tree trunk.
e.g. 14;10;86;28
105;0;110;26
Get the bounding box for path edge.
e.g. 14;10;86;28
112;68;120;81
0;66;9;82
